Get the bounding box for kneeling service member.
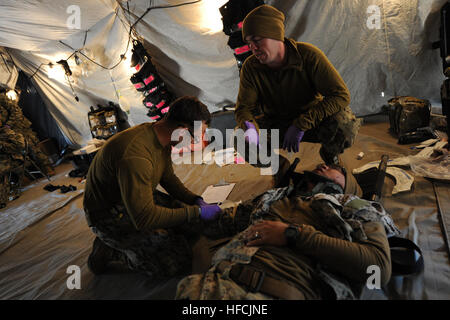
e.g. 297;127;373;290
83;96;222;277
235;5;361;167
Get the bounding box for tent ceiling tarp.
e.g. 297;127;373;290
0;0;447;146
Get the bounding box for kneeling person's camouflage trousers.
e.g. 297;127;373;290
86;191;195;279
235;106;361;165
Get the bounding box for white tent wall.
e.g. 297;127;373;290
0;50;18;90
1;0;143;147
0;0;447;147
275;0;448;113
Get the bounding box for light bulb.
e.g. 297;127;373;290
47;63;66;82
6;89;17;101
200;0;228;34
74;54;82;65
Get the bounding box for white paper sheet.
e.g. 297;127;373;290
201;183;235;204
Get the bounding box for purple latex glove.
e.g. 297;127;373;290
282;125;305;153
199;204;222;221
244;121;259;145
195;197;208;207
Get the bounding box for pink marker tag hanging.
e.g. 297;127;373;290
161;106;170;114
234;45;250;55
143;74;155;86
134;82;144;89
156;100;166;109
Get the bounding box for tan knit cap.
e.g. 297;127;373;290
242;5;285;42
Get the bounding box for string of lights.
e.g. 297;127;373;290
26;0;202;81
127;0;202;30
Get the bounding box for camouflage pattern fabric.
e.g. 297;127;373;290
0;94;33;131
0;126;26;206
304;193;399;300
86;191;198;279
312;106;362;164
0;94;52;176
309;193;400;241
0;173;11;207
176;268;272;300
0;98;8;127
0;93;53;207
176;188;397;300
176;187;292;300
0;126;26;169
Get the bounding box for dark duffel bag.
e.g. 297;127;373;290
388;96;431;135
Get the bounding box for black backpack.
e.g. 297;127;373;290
387;96;431;136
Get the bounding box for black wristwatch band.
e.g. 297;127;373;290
284;225;300;247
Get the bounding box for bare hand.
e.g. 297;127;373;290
245;220;289;247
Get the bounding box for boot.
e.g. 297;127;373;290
87;237;116;275
272;156;292;188
319;148;341;166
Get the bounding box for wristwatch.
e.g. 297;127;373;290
284;225;301;247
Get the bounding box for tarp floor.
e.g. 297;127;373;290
0;115;449;300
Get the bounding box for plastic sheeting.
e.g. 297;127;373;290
0;49;18;90
0;118;449;299
0;0;447;147
16;71;70;151
0;169;84;255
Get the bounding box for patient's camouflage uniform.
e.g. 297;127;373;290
176;187;396;300
86;191;200;278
